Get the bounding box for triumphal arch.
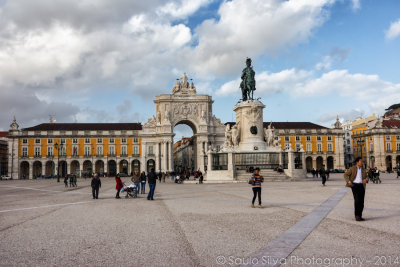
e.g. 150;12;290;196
140;73;225;173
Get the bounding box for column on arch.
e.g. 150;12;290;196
163;141;168;172
169;141;173;172
141;141;147;173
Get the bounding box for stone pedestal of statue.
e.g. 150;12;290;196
233;100;267;151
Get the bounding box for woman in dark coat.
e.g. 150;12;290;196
115;174;123;199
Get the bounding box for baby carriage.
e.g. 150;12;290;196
121;183;137;198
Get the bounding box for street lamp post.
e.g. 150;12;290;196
54;142;64;183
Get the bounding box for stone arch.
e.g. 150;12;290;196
20;161;29;179
45;161;54;177
83;160;92;177
71;160;80;176
327;156;334;170
59;160;67;177
306;156;313;172
173;119;198;135
95;160;104;175
147;159;155;173
386;155;392;171
33;161;42;179
119;159;128;175
316;156;324;170
132;159;140;174
108;160;117;176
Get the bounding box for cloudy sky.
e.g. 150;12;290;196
0;0;399;138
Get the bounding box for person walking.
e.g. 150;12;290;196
374;167;381;184
115;174;123;199
131;172;141;195
69;175;74;187
91;173;101;199
250;168;264;208
147;168;157;200
73;175;77;187
199;171;204;184
320;165;327;186
397;167;400;179
64;176;68;188
161;172;166;183
344;157;368;221
140;171;147;194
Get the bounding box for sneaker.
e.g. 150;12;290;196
258;205;262;208
251;204;255;208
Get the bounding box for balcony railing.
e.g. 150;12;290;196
327;150;334;154
120;154;128;157
47;154;53;158
317;151;323;154
369;150;374;153
387;150;392;153
84;153;91;157
148;153;155;157
34;154;41;158
133;153;140;157
21;155;28;158
108;153;115;157
96;154;103;157
72;154;79;158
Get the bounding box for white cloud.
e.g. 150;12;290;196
156;0;213;20
385;18;400;40
351;0;360;11
186;0;335;77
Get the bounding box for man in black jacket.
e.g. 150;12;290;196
91;173;101;199
147;168;157;200
320;165;327;186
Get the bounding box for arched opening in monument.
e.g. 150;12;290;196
71;161;80;177
95;160;104;175
316;156;324;170
83;160;92;177
386;155;392;171
45;161;54;177
20;161;29;179
108;160;117;176
147;159;155;173
132;159;140;174
173;121;197;174
305;156;313;172
327;156;334;170
33;161;42;178
58;161;67;177
119;160;128;175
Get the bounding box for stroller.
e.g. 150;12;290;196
121;183;138;198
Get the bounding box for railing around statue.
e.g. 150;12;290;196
211;153;228;170
234;152;286;170
281;152;288;169
294;152;303;169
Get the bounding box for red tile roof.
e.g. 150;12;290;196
0;131;8;138
382;119;400;129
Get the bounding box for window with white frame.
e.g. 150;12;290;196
109;138;114;143
22;139;28;144
148;146;153;155
72;138;78;144
370;144;373;151
72;145;79;156
328;143;333;152
386;143;391;151
121;145;127;155
97;138;102;144
85;138;90;144
133;137;139;143
84;146;91;156
60;138;65;144
47;146;53;156
397;143;400;151
109;146;115;156
60;146;66;156
22;147;28;157
397;136;400;141
35;139;41;144
317;143;322;152
133;145;139;155
121;138;127;143
295;144;300;151
284;136;289;142
48;139;53;144
317;136;321;141
386;136;391;141
327;136;332;141
34;147;41;157
306;143;311;152
306;136;311;141
97;146;103;156
295;136;300;141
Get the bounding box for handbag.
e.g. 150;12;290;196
248;175;254;185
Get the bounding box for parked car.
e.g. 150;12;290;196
1;175;12;180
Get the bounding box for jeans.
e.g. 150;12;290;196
148;183;156;200
141;182;146;193
351;183;365;217
252;187;261;205
134;183;140;194
322;176;326;185
116;189;120;198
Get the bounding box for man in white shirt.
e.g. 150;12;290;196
344;157;368;221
